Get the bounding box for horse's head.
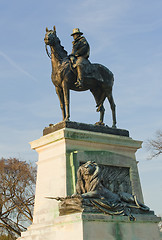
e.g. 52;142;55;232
44;26;68;60
44;26;57;46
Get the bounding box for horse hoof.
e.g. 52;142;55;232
112;125;117;129
95;121;105;126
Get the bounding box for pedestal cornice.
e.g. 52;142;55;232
30;123;142;152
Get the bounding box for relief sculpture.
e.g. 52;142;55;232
48;161;150;221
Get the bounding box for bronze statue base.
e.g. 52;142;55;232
43;121;129;137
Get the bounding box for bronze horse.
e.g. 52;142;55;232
44;26;117;127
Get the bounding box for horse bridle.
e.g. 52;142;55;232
45;39;76;76
45;42;65;61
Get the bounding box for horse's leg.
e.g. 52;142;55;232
62;81;70;121
97;104;105;125
90;88;106;125
55;87;66;120
107;91;117;128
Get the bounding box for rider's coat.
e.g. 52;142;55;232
71;36;90;67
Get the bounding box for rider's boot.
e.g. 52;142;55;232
75;65;84;88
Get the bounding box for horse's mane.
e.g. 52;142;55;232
52;35;68;61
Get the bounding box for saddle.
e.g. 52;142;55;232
70;57;104;82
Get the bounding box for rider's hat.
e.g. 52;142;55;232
71;28;83;36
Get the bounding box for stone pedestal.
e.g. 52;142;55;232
18;122;161;240
21;213;160;240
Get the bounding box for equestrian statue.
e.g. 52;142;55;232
44;26;117;127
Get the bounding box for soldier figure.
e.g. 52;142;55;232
69;28;90;88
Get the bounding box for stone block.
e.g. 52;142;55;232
17;123;161;240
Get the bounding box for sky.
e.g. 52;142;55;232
0;0;162;216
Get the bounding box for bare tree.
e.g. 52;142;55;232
0;158;36;238
146;130;162;159
159;220;162;232
0;232;16;240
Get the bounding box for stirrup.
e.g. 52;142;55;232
75;79;83;88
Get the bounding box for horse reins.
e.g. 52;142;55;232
45;44;52;59
45;43;76;76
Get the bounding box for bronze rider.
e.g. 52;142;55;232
69;28;90;88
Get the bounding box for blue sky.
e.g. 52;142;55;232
0;0;162;215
